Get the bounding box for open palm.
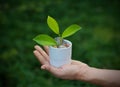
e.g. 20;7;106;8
33;45;89;80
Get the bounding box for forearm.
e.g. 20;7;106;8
77;67;120;87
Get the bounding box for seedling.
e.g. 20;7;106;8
33;16;81;48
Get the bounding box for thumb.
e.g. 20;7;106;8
41;64;60;75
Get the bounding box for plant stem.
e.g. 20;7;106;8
59;37;63;46
58;34;61;45
55;36;63;48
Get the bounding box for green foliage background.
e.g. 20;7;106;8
0;0;120;87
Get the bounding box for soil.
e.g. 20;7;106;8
53;41;70;48
54;37;70;48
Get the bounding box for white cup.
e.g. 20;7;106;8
49;40;72;67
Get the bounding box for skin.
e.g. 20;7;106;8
33;45;120;87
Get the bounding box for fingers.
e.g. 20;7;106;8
43;46;49;55
33;50;49;65
34;45;49;61
42;65;58;73
41;64;61;77
41;65;46;69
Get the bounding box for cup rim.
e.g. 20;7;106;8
49;39;72;49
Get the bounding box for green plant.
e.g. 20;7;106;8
33;16;81;47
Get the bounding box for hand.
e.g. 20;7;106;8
33;45;89;80
33;45;120;87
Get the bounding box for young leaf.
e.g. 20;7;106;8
33;34;57;46
62;24;81;38
47;16;59;34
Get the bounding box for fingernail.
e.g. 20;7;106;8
33;50;35;53
34;45;38;49
33;50;37;54
41;66;45;70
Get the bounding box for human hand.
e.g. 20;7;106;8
33;45;120;87
33;45;90;80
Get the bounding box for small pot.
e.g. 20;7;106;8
49;39;72;67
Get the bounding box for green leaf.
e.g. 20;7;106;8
33;34;57;46
62;24;81;38
47;16;59;34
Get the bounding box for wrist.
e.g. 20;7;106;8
83;67;106;86
75;64;91;81
86;68;120;87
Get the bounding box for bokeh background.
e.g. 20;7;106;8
0;0;120;87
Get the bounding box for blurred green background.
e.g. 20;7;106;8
0;0;120;87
